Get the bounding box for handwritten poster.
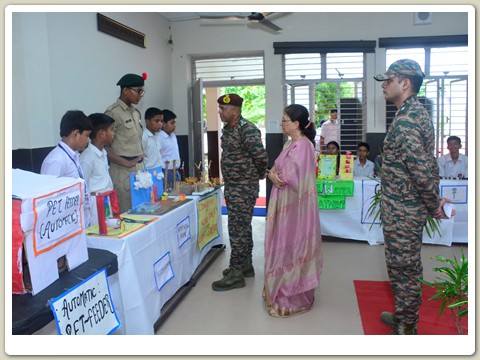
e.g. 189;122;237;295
176;216;191;248
49;268;120;335
154;252;174;291
33;182;84;255
197;193;219;250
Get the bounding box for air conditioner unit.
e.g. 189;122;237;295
414;12;432;25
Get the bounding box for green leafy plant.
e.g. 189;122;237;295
420;249;468;334
366;156;442;238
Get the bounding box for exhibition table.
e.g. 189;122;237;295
12;248;118;335
320;178;468;246
86;189;224;334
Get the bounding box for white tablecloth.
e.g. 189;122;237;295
86;190;224;334
319;179;468;246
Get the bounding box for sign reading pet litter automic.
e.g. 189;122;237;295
49;268;120;335
33;182;84;255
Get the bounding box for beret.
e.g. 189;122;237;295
374;59;425;81
217;93;243;107
117;73;145;87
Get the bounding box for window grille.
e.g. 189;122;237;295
385;46;468;156
283;52;366;154
193;55;264;86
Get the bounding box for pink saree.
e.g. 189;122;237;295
264;137;323;317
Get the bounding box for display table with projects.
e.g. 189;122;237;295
86;189;224;334
319;178;468;246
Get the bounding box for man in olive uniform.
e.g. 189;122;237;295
212;93;268;291
105;73;146;213
374;59;450;334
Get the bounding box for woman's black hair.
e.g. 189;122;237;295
283;104;316;145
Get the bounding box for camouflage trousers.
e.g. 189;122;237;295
382;203;427;326
225;188;258;270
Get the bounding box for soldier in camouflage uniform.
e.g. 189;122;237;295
212;94;268;291
374;59;450;334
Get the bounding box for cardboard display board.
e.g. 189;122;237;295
12;169;89;295
130;166;164;210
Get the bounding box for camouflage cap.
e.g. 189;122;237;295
374;59;425;81
117;73;145;87
217;93;243;107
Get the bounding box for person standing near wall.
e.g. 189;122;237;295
105;73;146;213
212;93;268;292
374;59;451;335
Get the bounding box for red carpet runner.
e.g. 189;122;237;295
354;280;468;335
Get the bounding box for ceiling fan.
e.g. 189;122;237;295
199;12;282;32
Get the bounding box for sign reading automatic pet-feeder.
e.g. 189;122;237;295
317;152;354;210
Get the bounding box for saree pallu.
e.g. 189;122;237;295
264;138;323;318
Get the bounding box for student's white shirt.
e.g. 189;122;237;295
353;158;374;177
142;129;163;169
41;141;83;178
79;143;113;194
437;153;468;178
159;130;180;169
320;119;340;146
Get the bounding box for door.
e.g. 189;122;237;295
191;78;204;178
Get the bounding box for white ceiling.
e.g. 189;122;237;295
159;12;252;22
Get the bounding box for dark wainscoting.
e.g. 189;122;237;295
12;147;55;174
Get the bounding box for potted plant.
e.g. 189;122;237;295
366;161;442;238
420;249;468;334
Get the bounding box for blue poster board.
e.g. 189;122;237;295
130;166;164;209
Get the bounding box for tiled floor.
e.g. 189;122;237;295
156;215;468;335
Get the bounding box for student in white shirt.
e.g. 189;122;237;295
319;108;340;153
142;107;164;169
353;142;375;177
159;109;181;189
437;135;468;179
41;110;93;225
80;113;115;225
41;110;92;178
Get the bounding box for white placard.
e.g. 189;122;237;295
154;252;175;291
361;179;382;224
440;184;468;204
49;268;120;335
176;216;191;248
33;182;83;255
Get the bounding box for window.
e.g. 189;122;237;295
193;54;264;87
283;52;367;154
385;46;468;157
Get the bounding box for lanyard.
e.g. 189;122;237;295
58;143;84;179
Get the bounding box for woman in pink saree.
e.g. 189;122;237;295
264;104;323;318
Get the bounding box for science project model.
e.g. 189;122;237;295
12;169;89;295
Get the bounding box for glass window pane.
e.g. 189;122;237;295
195;56;264;82
430;47;468;76
285;53;321;81
326;53;364;79
385;48;425;72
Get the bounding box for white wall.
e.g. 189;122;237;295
11;10;469;149
168;11;469;135
12;11;173;149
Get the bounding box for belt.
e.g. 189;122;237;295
120;155;143;163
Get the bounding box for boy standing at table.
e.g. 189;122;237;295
80;113;116;226
159;109;182;189
41;110;93;225
142;107;164;169
41;110;92;178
